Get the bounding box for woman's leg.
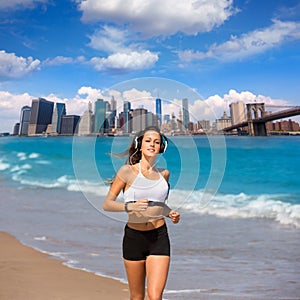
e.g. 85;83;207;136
145;255;170;300
124;259;146;300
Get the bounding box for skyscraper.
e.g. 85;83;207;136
19;105;31;135
78;101;94;135
123;101;131;133
60;115;80;135
110;96;117;111
28;98;54;136
156;98;162;127
94;99;106;134
132;108;148;132
51;103;66;134
230;101;246;125
182;98;190;129
108;96;117;130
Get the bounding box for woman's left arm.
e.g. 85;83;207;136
163;169;181;224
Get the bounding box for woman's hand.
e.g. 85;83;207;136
168;210;180;224
128;199;149;212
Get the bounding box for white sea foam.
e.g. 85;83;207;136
12;174;74;189
10;164;32;172
34;236;47;241
171;189;300;228
28;153;40;159
36;160;50;165
0;160;10;171
17;152;27;160
67;180;108;196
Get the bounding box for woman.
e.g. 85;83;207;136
103;126;180;300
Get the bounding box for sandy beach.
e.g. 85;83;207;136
0;231;129;300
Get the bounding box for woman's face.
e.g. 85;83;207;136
140;130;161;157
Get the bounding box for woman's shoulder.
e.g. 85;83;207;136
117;164;138;176
158;168;170;181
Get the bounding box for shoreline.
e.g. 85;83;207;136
0;231;129;300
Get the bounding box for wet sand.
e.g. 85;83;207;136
0;231;129;300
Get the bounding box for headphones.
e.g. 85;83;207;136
134;133;168;153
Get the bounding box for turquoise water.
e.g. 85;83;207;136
0;135;300;299
1;135;299;227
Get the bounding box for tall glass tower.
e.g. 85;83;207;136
51;103;66;134
94;99;106;134
19;105;31;135
28;98;54;135
156;98;162;127
124;101;131;133
182;98;190;129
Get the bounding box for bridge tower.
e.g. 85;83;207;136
246;103;267;136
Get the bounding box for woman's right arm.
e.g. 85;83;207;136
102;166;128;212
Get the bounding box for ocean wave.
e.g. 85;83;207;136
10;164;32;173
36;160;51;165
17;152;27;160
28;153;40;159
10;172;108;196
12;174;74;189
0;160;10;171
8;166;300;228
34;236;47;241
171;190;300;228
17;152;40;160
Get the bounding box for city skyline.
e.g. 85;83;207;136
14;95;193;136
13;95;300;137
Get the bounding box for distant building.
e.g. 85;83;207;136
147;111;157;128
164;114;170;123
77;102;94;135
51;103;66;134
109;96;117;131
267;119;300;132
132;108;148;132
156;98;162;127
198;120;211;132
28;98;54;136
123;101;132;133
182;98;190;129
216;111;232;131
94;99;106;134
230;101;247;125
60;115;80;135
19;105;31;135
110;96;117;111
13;123;20;135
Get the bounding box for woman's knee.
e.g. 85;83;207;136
130;294;145;300
147;291;163;300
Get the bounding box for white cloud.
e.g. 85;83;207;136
0;91;33;132
0;50;40;78
43;56;74;66
0;0;47;9
42;56;87;66
88;26;131;53
90;51;158;71
78;0;235;37
87;25;158;72
178;19;300;62
190;89;290;122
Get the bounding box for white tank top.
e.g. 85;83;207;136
123;164;169;203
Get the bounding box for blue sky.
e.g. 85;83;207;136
0;0;299;132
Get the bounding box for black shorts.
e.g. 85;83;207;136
122;223;170;261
